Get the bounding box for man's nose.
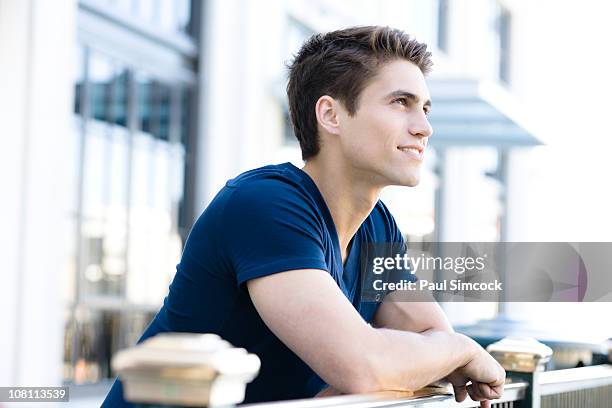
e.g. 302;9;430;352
409;115;433;138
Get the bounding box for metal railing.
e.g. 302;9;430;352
242;381;529;408
129;336;612;407
243;338;612;408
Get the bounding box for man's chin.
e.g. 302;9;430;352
395;164;422;186
401;178;420;187
390;173;420;187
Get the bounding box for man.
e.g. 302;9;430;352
103;26;505;407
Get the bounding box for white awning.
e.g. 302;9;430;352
427;78;542;147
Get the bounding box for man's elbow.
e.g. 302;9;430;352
341;365;384;394
333;332;386;394
340;357;425;395
351;366;435;394
339;330;435;394
339;331;411;394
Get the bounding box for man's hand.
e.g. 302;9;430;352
446;344;506;408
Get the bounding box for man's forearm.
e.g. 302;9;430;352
373;296;454;334
364;327;476;392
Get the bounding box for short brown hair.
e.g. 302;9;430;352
286;26;433;160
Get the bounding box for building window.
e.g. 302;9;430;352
496;5;512;84
67;45;190;383
66;36;195;384
137;74;172;141
436;0;449;52
95;0;194;37
63;308;156;383
64;0;199;384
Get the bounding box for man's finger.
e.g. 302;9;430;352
490;369;507;387
491;383;504;397
480;400;491;408
466;384;486;401
452;384;468;402
477;382;499;399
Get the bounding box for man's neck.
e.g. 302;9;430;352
302;157;383;260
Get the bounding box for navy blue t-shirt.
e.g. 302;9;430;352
102;162;406;406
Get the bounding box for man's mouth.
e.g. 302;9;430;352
397;144;425;161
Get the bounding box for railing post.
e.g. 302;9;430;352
487;337;553;408
112;333;261;407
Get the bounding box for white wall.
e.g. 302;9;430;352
0;0;77;387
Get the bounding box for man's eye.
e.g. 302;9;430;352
394;98;408;106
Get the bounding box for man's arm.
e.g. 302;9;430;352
372;291;504;407
247;269;504;394
372;290;453;333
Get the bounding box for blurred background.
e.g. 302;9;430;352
1;0;611;405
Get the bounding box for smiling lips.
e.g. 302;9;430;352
397;144;425;161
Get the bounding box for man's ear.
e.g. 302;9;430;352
315;95;341;136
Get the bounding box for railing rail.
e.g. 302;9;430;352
538;364;612;396
125;335;612;408
243;338;612;408
241;381;529;408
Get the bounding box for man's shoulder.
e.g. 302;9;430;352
205;162;320;227
221;162;311;205
225;162;299;189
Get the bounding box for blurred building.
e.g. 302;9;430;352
1;0;198;392
0;0;539;398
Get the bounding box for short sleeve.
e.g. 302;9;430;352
221;179;329;288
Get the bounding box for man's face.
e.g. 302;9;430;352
335;59;433;187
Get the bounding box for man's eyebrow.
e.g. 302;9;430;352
387;90;432;107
